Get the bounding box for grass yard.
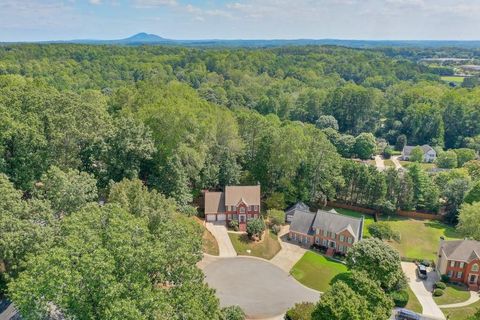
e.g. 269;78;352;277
405;285;423;314
441;76;465;84
442;299;480;320
399;160;437;171
290;251;349;292
228;230;281;260
330;207;461;260
433;283;470;305
384;159;395;167
332;207;375;237
380;217;461;260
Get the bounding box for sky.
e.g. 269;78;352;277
1;0;480;42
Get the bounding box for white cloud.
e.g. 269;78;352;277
89;0;102;4
132;0;177;8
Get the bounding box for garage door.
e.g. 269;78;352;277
206;214;216;222
217;214;226;221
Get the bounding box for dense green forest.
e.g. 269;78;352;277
1;44;480;318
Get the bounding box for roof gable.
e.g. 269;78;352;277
441;240;480;262
225;185;260;206
286;202;310;215
312;210;363;240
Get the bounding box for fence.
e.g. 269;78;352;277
327;201;443;221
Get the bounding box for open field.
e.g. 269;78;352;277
433;283;470;305
381;217;461;260
290;251;349;292
228;230;281;260
442;299;480;320
441;76;465;84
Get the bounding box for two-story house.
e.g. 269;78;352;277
288;208;364;255
437;239;480;290
204;185;261;231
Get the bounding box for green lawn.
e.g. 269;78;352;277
384;159;395;167
331;207;461;261
442;299;480;320
399;160;437;171
434;283;470;305
441;76;465;84
405;285;423;314
290;251;349;292
228;230;281;260
380;217;461;260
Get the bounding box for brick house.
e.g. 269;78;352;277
204;185;260;231
436;239;480;290
288;208;364;255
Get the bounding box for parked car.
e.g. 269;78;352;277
416;264;428;279
395;308;421;320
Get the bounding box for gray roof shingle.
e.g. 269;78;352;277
441;240;480;262
286;202;310;216
313;210;363;240
290;210;316;235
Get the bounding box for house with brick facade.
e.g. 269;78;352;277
288;208;364;255
437;239;480;290
204;185;260;231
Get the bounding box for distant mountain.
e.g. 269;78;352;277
3;33;480;49
117;33;168;44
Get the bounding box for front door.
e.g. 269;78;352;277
329;241;336;248
470;274;477;284
239;214;246;223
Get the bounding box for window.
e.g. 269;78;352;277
315;237;320;244
293;233;297;241
322;239;328;246
472;264;479;272
340;235;345;242
447;271;453;277
233;214;238;220
459;262;465;268
240;207;246;213
323;230;328;236
348;237;353;244
254;205;259;211
227;214;232;220
457;271;463;279
247;214;252;220
338;245;344;252
303;237;308;244
232;206;236;211
316;229;320;235
450;261;455;267
333;233;337;239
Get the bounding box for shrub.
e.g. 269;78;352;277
383;146;394;159
441;275;450;283
221;305;245;320
285;302;315;320
264;192;285;210
267;209;285;226
368;222;400;242
435;281;446;290
246;218;265;239
433;289;444;297
229;220;239;231
390;289;409;308
271;224;281;235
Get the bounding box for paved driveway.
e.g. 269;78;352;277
205;222;237;257
391;156;403;171
375;155;386;171
401;262;445;320
270;226;307;273
203;257;320;319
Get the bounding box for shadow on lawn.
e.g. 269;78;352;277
424;221;459;238
329;272;353;286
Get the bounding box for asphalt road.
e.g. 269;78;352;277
203;257;320;319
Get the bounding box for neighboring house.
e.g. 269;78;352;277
401;145;437;162
285;201;310;223
204;185;261;231
288;208;364;254
436;239;480;290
